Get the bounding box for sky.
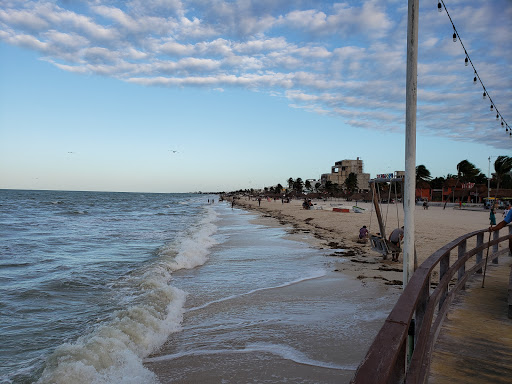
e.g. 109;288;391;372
0;0;510;193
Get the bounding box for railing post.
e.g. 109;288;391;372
439;252;450;310
476;232;484;273
492;230;499;264
509;226;512;256
458;240;467;290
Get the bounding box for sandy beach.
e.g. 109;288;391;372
231;197;500;286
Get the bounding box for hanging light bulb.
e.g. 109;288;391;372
496;113;499;120
483;92;487;99
453;32;457;42
438;1;442;12
490;105;494;111
465;56;469;66
473;76;477;84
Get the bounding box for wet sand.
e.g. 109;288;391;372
145;201;401;383
233;197;495;285
146;198;497;383
146;273;400;384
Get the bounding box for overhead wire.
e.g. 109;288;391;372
438;0;510;137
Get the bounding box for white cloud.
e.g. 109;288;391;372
0;8;49;31
0;0;510;147
8;33;47;51
160;41;195;56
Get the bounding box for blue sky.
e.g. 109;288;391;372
0;0;510;193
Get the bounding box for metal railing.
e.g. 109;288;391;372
351;226;512;384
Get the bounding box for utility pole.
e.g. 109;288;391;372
488;156;491;200
404;0;419;287
488;156;497;203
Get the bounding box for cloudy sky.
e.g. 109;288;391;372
0;0;510;192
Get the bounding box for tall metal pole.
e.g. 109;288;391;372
488;156;491;201
404;0;419;287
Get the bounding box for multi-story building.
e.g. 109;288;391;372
321;157;370;192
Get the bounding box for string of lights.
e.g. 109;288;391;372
438;0;510;137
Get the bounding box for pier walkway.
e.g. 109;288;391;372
428;257;512;383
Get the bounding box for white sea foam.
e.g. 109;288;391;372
36;206;220;384
144;342;356;371
158;206;219;271
37;280;186;384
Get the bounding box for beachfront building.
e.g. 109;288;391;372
395;171;405;179
321;158;370;192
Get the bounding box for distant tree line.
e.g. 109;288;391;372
416;156;512;195
228;156;512;199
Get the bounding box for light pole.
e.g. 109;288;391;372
488;156;496;202
404;0;419;286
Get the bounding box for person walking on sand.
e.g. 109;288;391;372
388;226;404;262
258;197;262;207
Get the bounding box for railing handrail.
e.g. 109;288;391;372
351;226;512;384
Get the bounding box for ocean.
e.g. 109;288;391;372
0;190;398;384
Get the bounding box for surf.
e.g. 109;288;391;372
36;205;219;384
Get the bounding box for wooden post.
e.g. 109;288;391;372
439;252;450;310
509;226;512;255
492;230;499;264
458;240;466;290
476;232;484;273
371;182;388;241
404;0;419;286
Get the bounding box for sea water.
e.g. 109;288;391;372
0;190;398;384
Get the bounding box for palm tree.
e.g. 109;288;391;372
456;160;482;203
494;156;512;198
293;178;304;194
457;160;480;183
276;183;283;194
305;180;312;191
415;164;432;184
287;178;294;190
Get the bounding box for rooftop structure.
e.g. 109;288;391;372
321;157;370;192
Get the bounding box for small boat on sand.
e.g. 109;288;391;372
352;206;366;213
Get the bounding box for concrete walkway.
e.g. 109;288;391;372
428;256;512;383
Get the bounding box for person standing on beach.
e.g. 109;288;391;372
489;205;496;226
258;197;262;206
388;226;404;262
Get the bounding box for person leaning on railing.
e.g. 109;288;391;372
489;207;512;232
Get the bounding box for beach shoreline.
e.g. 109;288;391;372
227;196;496;286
